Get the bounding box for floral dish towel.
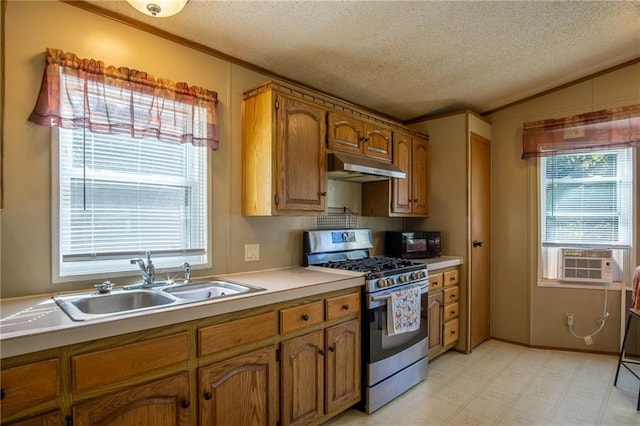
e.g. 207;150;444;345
387;285;421;336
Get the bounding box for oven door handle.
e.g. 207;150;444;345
370;282;429;302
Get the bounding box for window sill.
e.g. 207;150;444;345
538;280;627;291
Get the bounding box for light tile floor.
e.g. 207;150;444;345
324;339;639;425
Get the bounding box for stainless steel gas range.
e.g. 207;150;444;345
303;228;429;414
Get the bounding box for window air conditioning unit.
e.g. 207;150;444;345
560;248;613;283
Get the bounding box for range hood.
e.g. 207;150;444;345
327;152;406;183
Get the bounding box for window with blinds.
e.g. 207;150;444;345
539;148;633;282
53;99;209;281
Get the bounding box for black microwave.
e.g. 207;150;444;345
385;231;441;259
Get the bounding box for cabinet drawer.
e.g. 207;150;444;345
443;286;459;304
280;301;324;334
0;359;59;412
428;273;443;292
199;312;276;356
72;333;189;392
325;292;360;321
443;269;459;287
443;318;459;347
443;302;459;322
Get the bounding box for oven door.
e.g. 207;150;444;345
363;281;428;364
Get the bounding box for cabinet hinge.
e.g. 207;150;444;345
65;415;73;426
274;195;280;205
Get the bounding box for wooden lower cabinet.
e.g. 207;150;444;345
428;266;461;360
72;373;191;425
199;346;277;426
1;288;361;426
281;320;360;426
325;320;360;413
427;291;444;359
281;331;324;425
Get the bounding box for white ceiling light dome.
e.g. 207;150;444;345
126;0;188;18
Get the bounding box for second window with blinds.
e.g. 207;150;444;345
539;148;634;285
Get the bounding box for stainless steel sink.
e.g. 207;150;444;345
54;289;178;321
162;280;265;301
53;279;266;321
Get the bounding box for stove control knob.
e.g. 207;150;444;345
376;280;385;288
399;275;408;283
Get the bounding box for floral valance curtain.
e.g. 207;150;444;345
521;104;640;159
28;48;219;149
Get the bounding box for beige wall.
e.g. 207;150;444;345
488;63;640;352
1;1;401;298
408;111;492;353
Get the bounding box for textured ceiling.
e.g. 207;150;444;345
88;0;640;121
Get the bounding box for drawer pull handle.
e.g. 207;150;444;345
0;388;5;400
343;304;350;310
204;392;213;400
450;310;456;315
449;277;456;282
181;399;190;409
319;349;325;356
328;346;335;352
450;294;455;299
450;331;456;335
302;314;310;321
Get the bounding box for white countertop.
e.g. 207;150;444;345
414;256;463;270
0;266;364;359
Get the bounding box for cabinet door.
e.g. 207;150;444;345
391;133;412;214
411;136;430;216
72;374;190;425
281;331;324;426
363;123;392;161
327;112;363;154
275;95;327;212
427;292;444;359
325;320;360;414
199;346;276;426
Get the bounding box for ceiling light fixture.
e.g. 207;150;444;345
126;0;188;18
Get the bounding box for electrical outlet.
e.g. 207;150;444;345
244;244;260;262
566;314;574;326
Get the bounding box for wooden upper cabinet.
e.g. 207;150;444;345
243;90;327;215
327;112;364;155
410;135;430;216
363;123;392;161
391;132;413;214
362;132;430;217
327;112;392;162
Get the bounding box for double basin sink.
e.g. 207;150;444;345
53;280;266;321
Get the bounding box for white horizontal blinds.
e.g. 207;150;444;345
58;74;207;276
540;149;632;247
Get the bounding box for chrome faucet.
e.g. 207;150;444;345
182;262;191;283
130;250;155;287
